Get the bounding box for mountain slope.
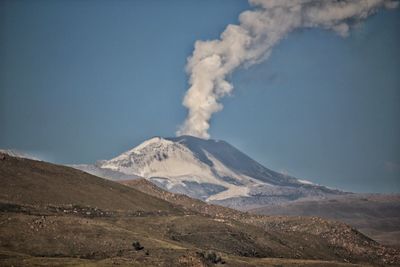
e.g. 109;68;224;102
0;153;179;212
0;149;39;161
120;178;400;265
119;178;247;220
74;135;344;209
250;194;400;247
1;153;399;266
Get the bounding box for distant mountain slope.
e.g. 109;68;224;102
74;135;345;209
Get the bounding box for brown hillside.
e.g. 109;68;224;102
1;153;399;266
121;178;400;266
250;194;400;247
0;154;180;213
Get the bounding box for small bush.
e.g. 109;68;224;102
198;250;225;264
132;241;144;251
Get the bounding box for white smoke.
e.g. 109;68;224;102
177;0;398;139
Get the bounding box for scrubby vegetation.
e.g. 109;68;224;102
198;250;225;264
132;241;144;251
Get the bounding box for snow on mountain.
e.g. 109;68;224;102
71;164;141;181
73;136;344;209
298;179;315;185
97;136;261;200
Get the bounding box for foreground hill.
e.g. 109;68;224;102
1;153;399;266
0;153;178;212
250;194;400;248
74;135;344;210
121;178;400;265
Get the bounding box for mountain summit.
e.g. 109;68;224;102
74;136;343;209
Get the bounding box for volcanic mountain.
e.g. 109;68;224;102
74;135;344;209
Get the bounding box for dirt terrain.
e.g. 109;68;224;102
250;194;400;248
1;153;399;266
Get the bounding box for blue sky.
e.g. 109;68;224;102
1;0;399;193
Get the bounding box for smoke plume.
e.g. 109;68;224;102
177;0;398;139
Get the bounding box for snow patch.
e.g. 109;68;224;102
207;185;250;201
298;179;314;185
132;137;173;154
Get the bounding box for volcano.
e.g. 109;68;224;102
73;135;344;209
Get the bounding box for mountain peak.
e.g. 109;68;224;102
130;136;173;154
71;135;344;209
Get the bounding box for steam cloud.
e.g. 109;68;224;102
177;0;398;139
